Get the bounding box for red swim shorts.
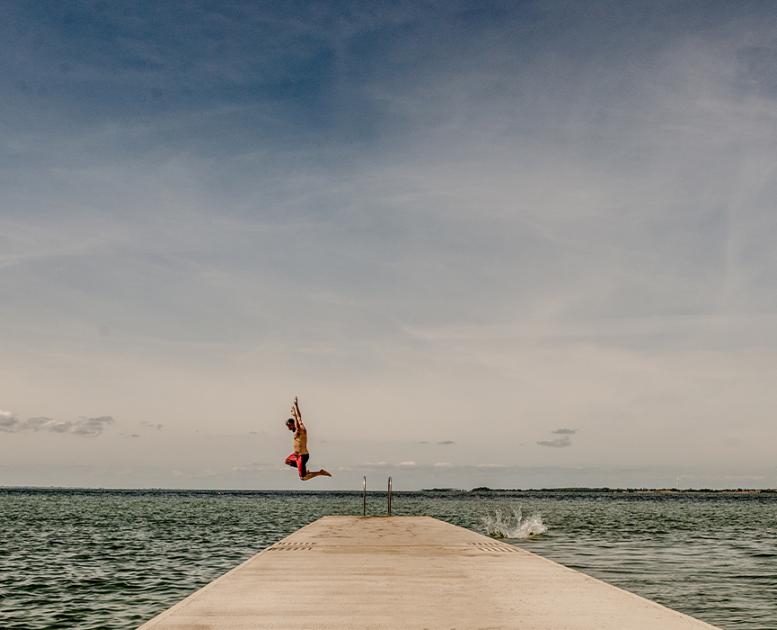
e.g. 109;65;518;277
285;452;309;478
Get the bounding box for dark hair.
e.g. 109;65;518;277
285;418;295;426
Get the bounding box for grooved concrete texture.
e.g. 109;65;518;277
138;516;717;629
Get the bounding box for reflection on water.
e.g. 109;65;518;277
1;489;775;629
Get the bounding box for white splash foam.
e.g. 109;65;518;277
481;506;548;539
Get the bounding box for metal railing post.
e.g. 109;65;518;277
387;476;393;516
362;476;367;516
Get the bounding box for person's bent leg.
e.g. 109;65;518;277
301;468;332;480
296;453;309;479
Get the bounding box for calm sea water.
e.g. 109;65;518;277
1;489;776;629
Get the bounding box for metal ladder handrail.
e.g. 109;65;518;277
361;475;393;516
387;476;393;516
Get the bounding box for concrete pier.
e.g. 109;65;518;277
139;516;716;629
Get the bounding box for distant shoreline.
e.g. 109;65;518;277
449;486;777;494
2;486;776;494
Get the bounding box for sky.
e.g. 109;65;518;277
2;1;777;489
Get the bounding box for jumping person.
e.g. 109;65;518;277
284;397;332;481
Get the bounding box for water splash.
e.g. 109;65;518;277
481;506;547;539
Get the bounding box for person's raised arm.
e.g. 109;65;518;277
292;397;306;432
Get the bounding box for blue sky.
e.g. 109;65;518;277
2;1;777;489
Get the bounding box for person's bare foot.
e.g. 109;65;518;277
321;469;332;477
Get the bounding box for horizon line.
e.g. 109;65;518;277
2;485;776;493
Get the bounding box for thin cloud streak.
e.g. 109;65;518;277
537;436;572;449
0;412;115;437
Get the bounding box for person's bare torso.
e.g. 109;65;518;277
293;428;308;454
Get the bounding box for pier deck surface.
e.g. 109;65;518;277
139;515;716;629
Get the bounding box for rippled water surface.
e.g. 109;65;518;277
1;489;776;629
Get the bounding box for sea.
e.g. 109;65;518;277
1;488;776;629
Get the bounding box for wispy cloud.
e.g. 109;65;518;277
0;411;115;437
537;436;572;448
0;410;17;431
538;428;578;448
